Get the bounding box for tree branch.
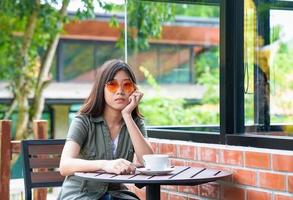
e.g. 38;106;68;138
19;0;40;67
4;98;17;119
31;0;70;121
36;0;69;87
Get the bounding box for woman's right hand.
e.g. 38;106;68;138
103;158;136;175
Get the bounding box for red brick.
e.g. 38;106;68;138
245;151;270;169
171;159;186;166
273;154;293;172
159;143;177;156
221;185;245;200
161;191;169;200
179;145;196;160
169;193;188;200
178;185;198;195
162;185;178;192
132;187;145;200
275;194;293;200
221;150;243;166
150;142;159;153
188;161;206;168
247;189;272;200
199;183;220;199
188;198;200;200
288;175;293;193
259;172;286;191
233;168;257;186
200;147;219;163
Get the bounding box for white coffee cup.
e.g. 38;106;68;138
143;154;169;171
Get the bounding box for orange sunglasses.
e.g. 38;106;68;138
105;79;136;94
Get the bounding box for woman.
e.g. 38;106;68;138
58;59;154;200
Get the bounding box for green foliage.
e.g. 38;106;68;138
0;0;113;139
244;94;254;124
196;47;219;84
75;0;96;19
109;16;120;28
116;1;175;50
139;66;219;126
174;4;219;17
139;66;160;90
141;95;219;126
0;0;225;128
271;25;281;43
195;47;219;105
272;42;293;90
270;41;293;123
0;105;7;119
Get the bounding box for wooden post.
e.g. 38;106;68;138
33;120;48;200
33;120;48;139
0;120;12;200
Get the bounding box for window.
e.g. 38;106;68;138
61;41;95;82
55;1;220;127
52;0;293;150
127;0;220;126
244;0;293;137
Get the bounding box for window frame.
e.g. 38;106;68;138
142;0;293;151
52;0;293;150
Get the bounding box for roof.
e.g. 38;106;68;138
62;14;219;46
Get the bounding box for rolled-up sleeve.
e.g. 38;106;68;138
66;115;89;148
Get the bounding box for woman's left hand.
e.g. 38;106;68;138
121;90;143;116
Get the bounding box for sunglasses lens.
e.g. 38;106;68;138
105;80;135;94
123;81;135;93
106;80;119;93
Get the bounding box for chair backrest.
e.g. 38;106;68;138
21;139;66;200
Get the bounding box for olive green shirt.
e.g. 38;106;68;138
58;114;147;200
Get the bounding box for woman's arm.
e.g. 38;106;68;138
59;141;136;176
123;115;154;164
122;90;154;164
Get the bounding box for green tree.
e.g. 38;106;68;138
0;0;74;139
0;0;174;139
115;0;174;51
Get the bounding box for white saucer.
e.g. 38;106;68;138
136;167;174;175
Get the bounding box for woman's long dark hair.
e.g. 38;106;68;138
79;59;142;118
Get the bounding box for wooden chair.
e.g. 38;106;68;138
21;139;66;200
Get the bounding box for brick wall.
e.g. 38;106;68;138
128;138;293;200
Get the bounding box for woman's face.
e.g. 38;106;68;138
104;70;135;112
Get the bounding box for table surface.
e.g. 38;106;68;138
74;166;232;185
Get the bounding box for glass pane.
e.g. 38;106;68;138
95;42;124;68
244;1;256;126
59;42;124;83
270;10;293;126
244;1;293;136
62;42;94;82
50;54;57;80
126;1;220;127
56;1;220;130
58;4;124;83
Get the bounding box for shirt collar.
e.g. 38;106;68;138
89;115;105;123
89;115;126;126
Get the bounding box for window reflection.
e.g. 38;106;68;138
244;1;293;136
62;42;94;82
55;1;220;127
270;10;293;126
127;1;220;126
